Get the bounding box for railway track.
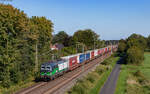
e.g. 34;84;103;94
15;53;111;94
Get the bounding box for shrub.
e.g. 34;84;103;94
95;66;106;75
101;60;108;65
71;84;86;94
86;76;95;83
76;79;84;83
126;46;144;65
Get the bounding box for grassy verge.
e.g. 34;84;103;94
115;52;150;94
67;54;120;94
0;77;35;94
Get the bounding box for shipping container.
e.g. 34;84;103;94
76;53;80;63
69;56;78;70
105;47;108;53
85;52;91;60
101;48;104;54
79;54;85;63
61;54;78;71
109;47;111;52
91;51;95;59
98;49;101;55
57;60;69;72
94;49;98;57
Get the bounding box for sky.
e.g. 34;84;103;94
2;0;150;40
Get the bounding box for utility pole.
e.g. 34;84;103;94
76;42;85;72
35;41;38;72
93;34;95;50
82;44;85;73
111;42;113;54
52;54;55;61
76;43;78;53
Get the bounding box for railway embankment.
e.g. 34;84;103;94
67;54;120;94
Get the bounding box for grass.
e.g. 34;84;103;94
115;52;150;94
0;77;35;94
89;69;112;94
67;54;120;94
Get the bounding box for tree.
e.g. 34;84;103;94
30;16;53;70
52;31;70;46
126;46;144;65
127;33;147;50
0;4;53;88
73;29;100;50
118;33;146;65
147;35;150;49
0;4;30;87
118;39;127;53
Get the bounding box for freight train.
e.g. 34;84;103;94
40;45;118;81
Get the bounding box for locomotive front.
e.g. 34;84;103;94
40;63;52;81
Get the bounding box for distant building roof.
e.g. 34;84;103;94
51;43;64;50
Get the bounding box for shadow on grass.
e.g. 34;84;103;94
117;57;126;65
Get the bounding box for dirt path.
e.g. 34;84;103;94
99;59;122;94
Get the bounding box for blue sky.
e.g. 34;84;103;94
2;0;150;40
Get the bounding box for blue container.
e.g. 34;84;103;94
79;54;85;63
86;52;90;60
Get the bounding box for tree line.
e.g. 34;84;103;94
118;33;150;65
52;30;118;56
52;30;110;57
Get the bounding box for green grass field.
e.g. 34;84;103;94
67;54;120;94
115;52;150;94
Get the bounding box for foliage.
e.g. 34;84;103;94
118;33;147;65
52;31;75;47
127;33;147;50
126;46;144;65
73;29;100;50
60;46;76;56
0;4;53;89
0;4;30;88
147;35;150;49
30;16;53;66
118;39;127;53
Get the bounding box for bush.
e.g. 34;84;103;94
101;60;108;65
86;76;95;83
95;65;106;75
76;79;84;83
126;46;144;65
71;84;86;94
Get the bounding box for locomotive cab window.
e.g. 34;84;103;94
46;66;52;71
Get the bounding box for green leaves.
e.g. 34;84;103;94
0;4;53;88
147;35;150;49
126;46;144;65
127;33;147;50
118;33;147;65
52;31;69;46
118;39;127;54
73;29;100;50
